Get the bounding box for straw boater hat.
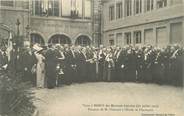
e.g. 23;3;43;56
33;44;43;52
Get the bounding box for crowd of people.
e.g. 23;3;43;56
0;42;184;89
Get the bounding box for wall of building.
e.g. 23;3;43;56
103;17;183;47
102;0;184;47
0;0;94;46
30;16;92;44
0;1;29;38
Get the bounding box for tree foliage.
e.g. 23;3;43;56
0;71;36;116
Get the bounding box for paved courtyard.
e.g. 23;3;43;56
34;82;184;116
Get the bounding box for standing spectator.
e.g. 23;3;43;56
104;48;115;82
75;46;87;83
63;45;74;85
56;45;65;86
22;42;37;86
116;48;126;82
33;44;45;88
113;47;122;82
86;47;96;82
98;46;106;81
124;48;136;82
45;44;58;89
135;47;144;83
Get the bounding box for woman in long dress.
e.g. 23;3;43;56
34;50;45;88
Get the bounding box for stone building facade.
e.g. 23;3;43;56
0;0;29;43
0;0;97;46
101;0;184;47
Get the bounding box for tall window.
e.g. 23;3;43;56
34;0;43;16
134;31;142;44
157;0;167;8
125;0;132;17
48;0;59;16
109;5;115;21
62;0;71;17
135;0;142;14
116;33;122;46
71;0;83;18
109;34;114;46
116;2;122;19
34;0;59;16
0;0;13;7
146;0;154;11
125;32;131;44
23;1;29;9
84;0;91;19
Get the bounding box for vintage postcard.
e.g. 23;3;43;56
0;0;184;116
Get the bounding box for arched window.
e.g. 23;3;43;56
75;35;91;46
30;33;45;45
48;34;71;45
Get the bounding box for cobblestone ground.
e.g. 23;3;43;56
34;82;184;116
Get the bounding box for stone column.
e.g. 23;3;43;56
153;27;157;46
59;0;62;17
13;0;16;8
32;0;35;16
122;0;125;19
141;29;145;44
131;0;134;16
131;31;135;46
167;23;171;44
82;0;85;19
182;19;184;46
122;32;125;46
142;0;145;13
114;0;117;20
153;0;157;10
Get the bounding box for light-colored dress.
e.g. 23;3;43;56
35;52;45;88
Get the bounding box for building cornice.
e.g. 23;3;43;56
0;7;29;12
31;16;92;23
103;16;184;32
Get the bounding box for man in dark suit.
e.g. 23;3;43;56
142;47;153;83
124;48;137;82
113;47;122;82
75;46;87;83
116;48;126;82
21;42;37;86
135;48;144;83
86;47;96;82
45;44;58;89
63;45;77;84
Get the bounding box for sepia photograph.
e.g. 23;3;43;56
0;0;184;116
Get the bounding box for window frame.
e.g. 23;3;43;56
125;0;132;17
134;0;142;14
134;31;142;44
116;2;123;19
0;0;14;7
109;5;115;21
48;0;59;17
125;32;132;45
157;0;167;9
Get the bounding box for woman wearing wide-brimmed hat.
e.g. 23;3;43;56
33;44;45;88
